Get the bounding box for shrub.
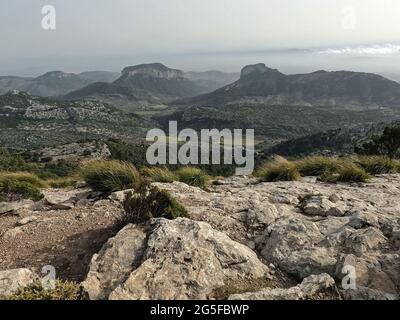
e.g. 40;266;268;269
0;149;38;172
295;156;340;176
353;155;400;175
257;156;301;182
7;281;84;300
120;186;188;226
355;125;400;158
80;160;142;193
175;167;211;188
0;172;46;201
106;140;149;168
141;167;178;183
40;159;79;178
319;161;370;183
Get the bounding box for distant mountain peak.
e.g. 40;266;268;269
120;63;184;80
240;63;284;80
174;64;400;108
36;71;74;80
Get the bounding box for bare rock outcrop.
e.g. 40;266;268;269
0;268;37;297
83;218;269;300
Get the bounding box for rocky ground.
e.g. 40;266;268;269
0;175;399;300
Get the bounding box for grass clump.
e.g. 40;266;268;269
80;160;141;193
319;161;370;183
256;156;301;182
141;167;178;183
175;167;211;188
0;172;46;201
120;185;188;226
296;156;340;176
7;281;84;300
46;177;78;189
353;155;400;175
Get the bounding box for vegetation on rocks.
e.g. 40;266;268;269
353;155;400;175
257;156;302;182
318;162;370;183
175;167;211;188
295;156;340;176
80;160;142;193
141;166;178;183
7;281;84;300
120;185;188;226
0;172;46;201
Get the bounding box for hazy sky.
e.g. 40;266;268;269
1;0;400;76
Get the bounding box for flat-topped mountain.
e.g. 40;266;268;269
174;63;400;108
64;63;208;110
0;70;119;97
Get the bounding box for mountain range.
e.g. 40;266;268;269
175;63;400;109
0;71;120;97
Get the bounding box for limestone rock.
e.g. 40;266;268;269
0;269;37;297
2;227;24;240
0;200;34;215
16;216;38;226
299;195;345;217
83;218;269;300
229;273;335;300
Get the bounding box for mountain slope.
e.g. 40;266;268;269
184;70;240;93
263;120;400;157
0;71;119;97
175;63;400;108
0;91;154;150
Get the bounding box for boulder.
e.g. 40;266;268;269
83;218;269;300
0;200;34;215
16;216;38;226
229;273;335;300
42;188;91;210
0;269;37;297
299;195;345;217
342;286;398;300
2;227;24;240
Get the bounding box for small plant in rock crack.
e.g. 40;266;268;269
119;184;188;227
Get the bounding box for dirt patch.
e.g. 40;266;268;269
0;199;123;281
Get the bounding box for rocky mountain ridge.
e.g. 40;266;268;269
175;63;400;109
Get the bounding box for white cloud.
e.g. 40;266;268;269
318;44;400;55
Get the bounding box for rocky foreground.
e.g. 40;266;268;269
1;175;399;300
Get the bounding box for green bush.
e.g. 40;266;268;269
319;162;370;183
175;167;211;188
0;172;46;201
106;140;149;168
353;155;400;175
80;160;142;193
141;167;178;183
296;156;340;176
120;186;188;226
40;159;79;178
7;281;84;300
0;149;38;172
257;156;301;182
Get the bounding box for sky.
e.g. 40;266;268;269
1;0;400;77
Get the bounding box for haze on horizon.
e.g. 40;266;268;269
1;0;400;78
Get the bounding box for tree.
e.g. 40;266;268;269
355;126;400;158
